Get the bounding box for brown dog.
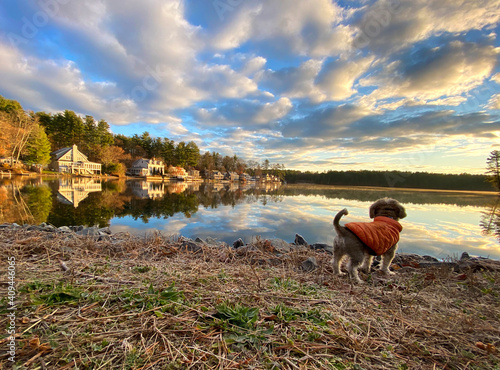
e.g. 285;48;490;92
332;198;407;283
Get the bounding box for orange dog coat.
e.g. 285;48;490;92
345;216;403;256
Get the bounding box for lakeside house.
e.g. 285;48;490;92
188;169;202;181
50;144;102;175
167;166;188;180
225;172;240;182
207;170;224;181
128;158;165;177
239;173;252;182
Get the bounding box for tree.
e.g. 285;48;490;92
161;138;175;166
0;95;22;113
1;110;39;166
486;150;500;192
44;110;85;148
24;124;51;165
185;141;200;168
174;141;188;167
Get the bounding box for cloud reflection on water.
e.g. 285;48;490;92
110;187;499;260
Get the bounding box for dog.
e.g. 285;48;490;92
332;198;406;283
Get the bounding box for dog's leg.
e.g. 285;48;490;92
332;237;346;276
347;249;365;284
380;244;398;275
347;259;363;284
360;254;374;273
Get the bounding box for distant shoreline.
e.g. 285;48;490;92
288;182;500;196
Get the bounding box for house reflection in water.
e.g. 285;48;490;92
129;181;166;199
57;178;102;207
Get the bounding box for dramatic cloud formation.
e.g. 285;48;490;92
0;0;499;173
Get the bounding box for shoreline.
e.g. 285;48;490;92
1;223;499;368
1;172;497;194
288;182;500;196
2;221;499;264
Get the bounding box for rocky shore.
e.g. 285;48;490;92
1;222;499;369
2;222;499;273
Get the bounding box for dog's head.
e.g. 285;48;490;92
369;198;406;220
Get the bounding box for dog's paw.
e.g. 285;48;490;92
380;269;395;276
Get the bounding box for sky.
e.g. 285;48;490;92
0;0;499;174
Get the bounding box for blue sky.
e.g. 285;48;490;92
0;0;499;174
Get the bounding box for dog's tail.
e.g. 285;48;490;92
333;208;349;237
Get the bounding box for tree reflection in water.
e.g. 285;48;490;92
480;197;500;242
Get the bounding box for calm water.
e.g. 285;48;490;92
1;176;499;260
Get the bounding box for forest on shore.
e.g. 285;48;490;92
0;94;494;191
284;170;494;191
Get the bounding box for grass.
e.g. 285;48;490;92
0;227;499;369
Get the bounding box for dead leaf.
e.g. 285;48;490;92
29;337;40;349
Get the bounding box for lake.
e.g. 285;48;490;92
1;176;499;260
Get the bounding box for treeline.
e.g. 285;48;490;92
0;95;285;177
0;94;493;191
284;170;494;191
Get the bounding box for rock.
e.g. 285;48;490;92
76;227;100;236
205;237;218;245
310;243;333;254
294;234;308;246
195;237;205;243
58;226;72;233
99;227;112;235
268;238;294;253
27;225;43;231
301;257;318;272
42;224;56;232
233;238;245;248
461;252;471;260
179;241;202;253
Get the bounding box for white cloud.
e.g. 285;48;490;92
360;41;499;108
316;56;374;101
488;94;500;110
259;59;325;103
254;97;293;124
354;0;500;52
209;0;353;57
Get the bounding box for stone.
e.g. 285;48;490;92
310;243;333;254
179;241;202;253
233;238;244;248
294;234;308;246
301;257;318;272
460;252;471;260
76;227;100;236
206;237;218;245
268;238;294;253
58;226;72;233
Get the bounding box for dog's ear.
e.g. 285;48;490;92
369;199;382;218
396;203;407;219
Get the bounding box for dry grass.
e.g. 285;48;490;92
1;227;499;369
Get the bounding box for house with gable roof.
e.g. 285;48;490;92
49;145;102;175
128;158;165;177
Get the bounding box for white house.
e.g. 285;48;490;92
128;158;165;177
50;144;101;175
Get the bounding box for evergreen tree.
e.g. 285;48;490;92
24;124;51;165
486;150;500;192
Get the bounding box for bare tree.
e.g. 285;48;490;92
2;110;39;167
